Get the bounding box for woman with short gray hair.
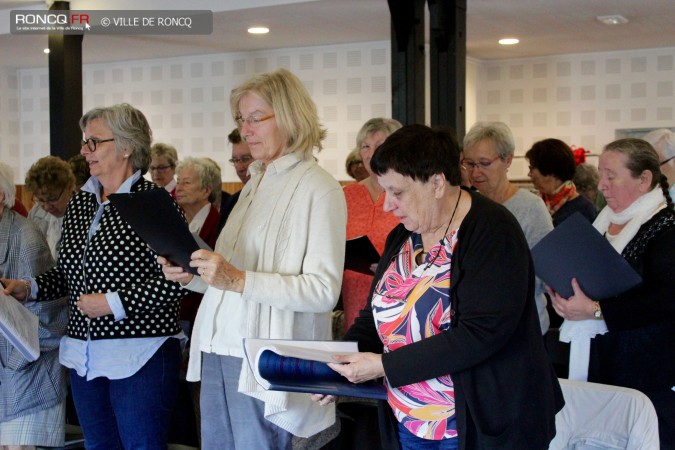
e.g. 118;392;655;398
3;103;185;448
463;121;553;335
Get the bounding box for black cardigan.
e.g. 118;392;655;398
36;178;185;340
345;188;564;450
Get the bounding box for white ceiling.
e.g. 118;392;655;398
1;0;675;69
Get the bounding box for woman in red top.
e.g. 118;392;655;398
342;118;401;332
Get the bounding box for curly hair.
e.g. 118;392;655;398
25;156;76;195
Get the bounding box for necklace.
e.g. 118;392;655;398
424;189;462;269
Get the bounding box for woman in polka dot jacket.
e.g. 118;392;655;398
4;103;186;449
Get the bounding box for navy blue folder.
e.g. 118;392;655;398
531;212;642;299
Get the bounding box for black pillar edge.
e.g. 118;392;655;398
48;1;83;161
388;0;426;126
428;0;467;141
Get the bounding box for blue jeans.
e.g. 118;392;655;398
69;338;180;450
200;353;293;450
397;421;459;450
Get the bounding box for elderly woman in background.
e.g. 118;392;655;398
345;147;368;182
175;157;221;249
643;128;675;199
573;163;604;211
160;68;346;449
526;138;597;226
315;125;563;450
24;156;77;259
550;138;675;448
150;142;179;197
342;118;402;332
0;162;68;450
175;157;221;333
462;121;552;334
68;154;90;191
3;104;186;449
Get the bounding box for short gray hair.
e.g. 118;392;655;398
642;128;675;162
80;103;152;175
0;162;16;208
176;157;222;204
356;118;402;149
463;121;515;160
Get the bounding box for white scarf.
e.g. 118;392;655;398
561;187;666;381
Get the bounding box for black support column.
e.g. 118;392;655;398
48;1;82;160
388;0;426;126
428;0;466;139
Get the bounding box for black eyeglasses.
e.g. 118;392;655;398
33;186;66;206
81;137;114;152
660;156;675;166
229;155;253;165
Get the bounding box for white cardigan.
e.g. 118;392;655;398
186;152;347;438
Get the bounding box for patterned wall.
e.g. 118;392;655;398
0;67;20;182
473;47;675;178
3;42;675;184
8;40;391;183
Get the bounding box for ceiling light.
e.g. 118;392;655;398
597;15;628;25
498;38;519;45
248;27;269;34
43;48;50;54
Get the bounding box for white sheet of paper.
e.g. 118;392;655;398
0;290;40;361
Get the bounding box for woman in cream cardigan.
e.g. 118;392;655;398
160;68;346;449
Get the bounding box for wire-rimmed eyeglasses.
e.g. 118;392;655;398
235;114;275;129
461;155;501;171
229;155;254;165
81;137;114;152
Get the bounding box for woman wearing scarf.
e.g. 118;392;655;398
550;138;675;449
526;138;597;227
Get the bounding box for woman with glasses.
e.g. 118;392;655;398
3;103;186;449
313;125;563;450
462;121;553;334
341;118;401;333
525;138;597;227
150;142;178;198
159;68;346;449
0;162;68;450
25;156;77;259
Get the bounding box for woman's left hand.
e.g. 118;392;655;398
76;293;113;318
549;278;596;321
327;352;384;383
189;249;245;293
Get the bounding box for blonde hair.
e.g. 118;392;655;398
230;68;326;157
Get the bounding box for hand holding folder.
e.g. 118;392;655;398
243;338;387;400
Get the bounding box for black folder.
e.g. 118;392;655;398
531;212;642;299
344;235;380;275
108;188;200;275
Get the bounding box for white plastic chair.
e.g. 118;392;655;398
549;379;660;450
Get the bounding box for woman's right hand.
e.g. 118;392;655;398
157;256;194;285
1;278;28;301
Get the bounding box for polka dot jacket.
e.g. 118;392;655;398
35;179;186;340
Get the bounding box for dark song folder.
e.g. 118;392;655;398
344;235;380;275
108;188;201;275
531;212;642;299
